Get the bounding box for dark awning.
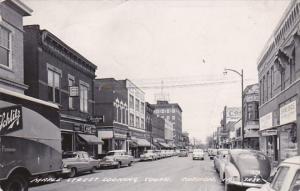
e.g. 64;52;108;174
158;142;170;148
78;134;104;145
133;138;151;147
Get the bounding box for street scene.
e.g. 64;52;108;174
0;0;300;191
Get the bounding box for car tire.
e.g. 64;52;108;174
3;174;28;191
68;168;77;178
128;162;132;167
116;162;121;169
90;167;96;173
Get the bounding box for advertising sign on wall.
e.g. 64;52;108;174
280;100;296;125
226;107;241;122
259;112;273;131
0;105;23;135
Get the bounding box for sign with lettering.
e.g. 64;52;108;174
261;130;277;136
226;107;241;122
88;116;104;125
69;86;79;97
0;105;23;135
259;112;273;131
82;124;96;134
280;100;296;125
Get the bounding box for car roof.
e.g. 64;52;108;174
282;156;300;165
108;150;126;153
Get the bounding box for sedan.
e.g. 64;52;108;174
178;149;188;157
99;150;134;169
140;150;158;161
214;149;229;181
62;151;99;178
192;149;204;160
247;156;300;191
223;149;271;191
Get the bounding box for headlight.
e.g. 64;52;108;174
63;164;68;168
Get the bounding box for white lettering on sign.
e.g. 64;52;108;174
259;112;273;131
0;108;21;133
280;101;296;125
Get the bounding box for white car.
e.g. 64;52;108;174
192;149;204;160
140;150;158;161
247;156;300;191
214;149;229;181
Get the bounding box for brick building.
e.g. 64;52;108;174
23;25;101;156
0;0;32;93
152;100;182;147
258;0;300;166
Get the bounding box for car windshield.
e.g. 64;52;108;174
62;153;77;159
145;150;154;153
107;152;116;156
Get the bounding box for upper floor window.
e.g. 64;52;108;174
141;118;144;129
0;26;11;68
68;77;75;109
135;99;140;112
80;84;88;113
247;102;259;121
129;113;134;126
141;102;145;114
136;116;140;128
48;69;60;104
129;95;134;109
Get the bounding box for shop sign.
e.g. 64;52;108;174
73;124;81;131
82;124;95;134
0;105;22;135
259;112;273;131
98;130;113;139
280;100;296;125
88;116;104;125
114;133;127;139
226;107;241;122
245;94;259;102
69;86;79;97
261;130;277;136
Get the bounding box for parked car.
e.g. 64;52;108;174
214;149;229;179
99;150;134;169
208;148;218;160
178;149;188;157
140;150;158;161
247;156;300;191
155;150;163;159
62;151;99;178
192;149;204;160
223;149;271;191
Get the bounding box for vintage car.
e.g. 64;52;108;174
214;149;229;179
247;156;300;191
178;149;188;157
192;149;204;160
99;150;134;169
223;149;271;191
208;148;218;160
62;151;99;178
140;150;158;161
155;150;163;159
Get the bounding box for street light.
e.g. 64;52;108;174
223;68;244;149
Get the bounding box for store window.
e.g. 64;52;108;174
80;84;88;113
280;124;297;160
48;69;61;104
0;26;11;68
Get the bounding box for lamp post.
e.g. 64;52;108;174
223;68;244;149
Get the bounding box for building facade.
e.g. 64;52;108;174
0;0;32;93
257;0;300;166
243;84;260;150
164;119;174;145
94;78;129;154
23;25;100;156
152;100;183;147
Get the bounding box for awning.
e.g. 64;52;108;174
132;138;151;147
78;134;104;145
158;142;170;148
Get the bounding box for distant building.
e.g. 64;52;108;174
182;131;189;148
0;0;32;93
164;119;174;144
243;84;259;150
152;100;182;147
23;25;100;156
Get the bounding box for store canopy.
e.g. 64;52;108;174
158;142;170;148
133;138;151;147
78;134;104;145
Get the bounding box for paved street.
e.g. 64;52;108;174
30;154;224;191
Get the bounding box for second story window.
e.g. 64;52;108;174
135;99;140;112
68;77;75;109
48;69;60;104
247;102;259;121
129;95;134;109
80;84;88;113
0;26;11;68
141;102;145;114
129;113;134;126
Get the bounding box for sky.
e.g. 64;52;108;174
24;0;290;143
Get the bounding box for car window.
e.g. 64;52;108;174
83;153;89;159
62;153;77;159
289;169;300;191
107;152;116;156
271;166;290;191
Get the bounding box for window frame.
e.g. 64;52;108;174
47;68;61;104
68;75;75;109
79;81;89;113
0;25;12;69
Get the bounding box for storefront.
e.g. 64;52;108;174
260;99;298;166
129;130;150;158
98;127;128;154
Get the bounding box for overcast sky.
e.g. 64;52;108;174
24;0;289;142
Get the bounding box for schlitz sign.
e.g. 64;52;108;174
0;105;23;135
